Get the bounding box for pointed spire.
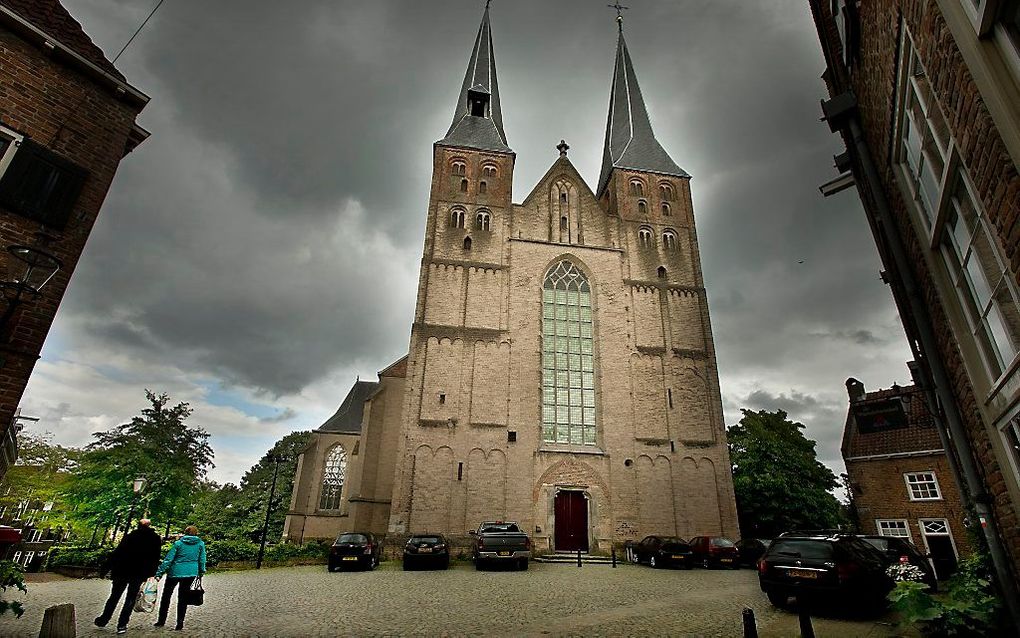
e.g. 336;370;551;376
438;4;511;153
596;25;688;197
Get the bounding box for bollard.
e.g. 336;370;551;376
39;603;76;638
741;607;758;638
611;547;617;567
577;548;582;567
798;606;815;638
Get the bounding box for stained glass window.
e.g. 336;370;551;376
319;445;347;510
542;261;597;446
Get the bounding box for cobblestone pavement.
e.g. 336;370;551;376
2;563;901;637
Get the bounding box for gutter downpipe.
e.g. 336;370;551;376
840;104;1020;629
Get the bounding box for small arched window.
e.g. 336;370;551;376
629;179;645;197
661;202;672;216
319;445;348;510
450;208;466;229
638;228;653;248
482;165;497;179
460;179;469;193
479;181;487;194
463;236;472;250
659;182;675;201
638;200;648;215
657;266;667;279
451;161;466;177
662;230;677;251
476;211;490;231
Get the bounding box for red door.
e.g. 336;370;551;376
554;491;589;552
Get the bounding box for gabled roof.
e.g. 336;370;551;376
597;26;688;197
0;0;124;80
437;5;511;154
317;381;380;435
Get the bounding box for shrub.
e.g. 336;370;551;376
203;539;258;566
0;560;26;617
47;545;112;569
888;554;1002;636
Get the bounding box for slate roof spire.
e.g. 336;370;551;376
438;4;511;154
597;23;688;197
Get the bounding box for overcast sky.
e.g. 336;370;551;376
19;0;913;484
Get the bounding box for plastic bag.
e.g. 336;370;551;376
133;577;159;613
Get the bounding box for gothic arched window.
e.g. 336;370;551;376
542;261;597;446
450;208;466;229
476;211;490;231
638;227;653;248
662;230;678;251
638;200;648;215
657;266;667;279
319;445;347;510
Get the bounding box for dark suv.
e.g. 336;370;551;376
860;535;937;591
633;536;693;569
328;532;381;572
758;533;893;607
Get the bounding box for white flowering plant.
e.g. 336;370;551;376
886;562;926;583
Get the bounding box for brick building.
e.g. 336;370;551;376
842;377;973;580
285;8;739;553
0;0;148;477
809;0;1020;621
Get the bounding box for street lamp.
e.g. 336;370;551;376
0;244;62;336
256;455;286;569
125;475;147;534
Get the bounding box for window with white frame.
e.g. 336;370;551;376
920;518;951;535
877;519;911;538
11;551;21;564
22;551;33;567
1003;414;1020;481
905;472;942;500
895;32;1020;381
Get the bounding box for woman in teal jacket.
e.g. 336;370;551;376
154;525;206;630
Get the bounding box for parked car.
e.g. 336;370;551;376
328;532;381;572
470;521;531;571
689;536;739;568
758;533;893;608
735;538;770;568
632;536;693;569
859;535;937;592
403;533;450;571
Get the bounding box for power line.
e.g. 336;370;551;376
112;0;168;64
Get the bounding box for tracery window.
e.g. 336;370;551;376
450;208;466;229
662;230;678;251
638;227;653;248
542;261;597;446
476;211;490;231
319;445;347;510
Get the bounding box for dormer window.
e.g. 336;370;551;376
468;89;490;117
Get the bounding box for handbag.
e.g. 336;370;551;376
133;578;159;613
184;576;204;606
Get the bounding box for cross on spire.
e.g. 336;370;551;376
608;2;629;30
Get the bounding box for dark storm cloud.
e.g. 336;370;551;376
40;0;913;478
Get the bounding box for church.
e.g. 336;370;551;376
283;6;739;553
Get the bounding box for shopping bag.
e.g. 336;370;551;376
184;577;204;606
133;578;159;613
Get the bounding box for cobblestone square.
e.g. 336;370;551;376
1;563;901;637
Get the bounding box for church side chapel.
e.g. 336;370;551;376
284;5;739;553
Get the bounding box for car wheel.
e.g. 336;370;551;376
327;564;336;573
519;559;529;571
650;555;659;569
474;560;484;571
442;559;449;570
766;590;787;607
402;560;411;571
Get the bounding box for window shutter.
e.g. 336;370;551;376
0;139;88;229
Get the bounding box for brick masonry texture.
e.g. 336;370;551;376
810;0;1020;586
0;9;143;456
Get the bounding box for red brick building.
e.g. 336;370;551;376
809;0;1020;623
842;378;973;580
0;0;148;476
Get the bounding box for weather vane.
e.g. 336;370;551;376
608;2;630;29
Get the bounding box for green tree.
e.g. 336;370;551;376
228;431;311;542
727;409;845;538
64;391;213;537
0;434;85;536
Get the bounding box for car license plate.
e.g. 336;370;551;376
671;555;684;560
720;558;733;563
789;569;817;579
420;547;431;553
342;556;358;561
498;551;510;557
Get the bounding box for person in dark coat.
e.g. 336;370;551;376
94;519;163;634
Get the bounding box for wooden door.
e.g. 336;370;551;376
554;491;589;552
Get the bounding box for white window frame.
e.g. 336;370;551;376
904;471;943;501
892;28;1020;387
11;551;21;564
22;551;33;567
876;519;912;540
0;124;23;178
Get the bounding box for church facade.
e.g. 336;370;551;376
284;7;739;552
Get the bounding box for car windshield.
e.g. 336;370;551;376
336;533;368;544
711;538;735;547
410;536;442;544
768;539;833;559
661;539;689;550
480;523;520;533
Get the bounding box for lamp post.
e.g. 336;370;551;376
0;244;62;338
256;455;285;569
124;476;147;535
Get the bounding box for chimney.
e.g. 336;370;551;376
846;377;866;402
